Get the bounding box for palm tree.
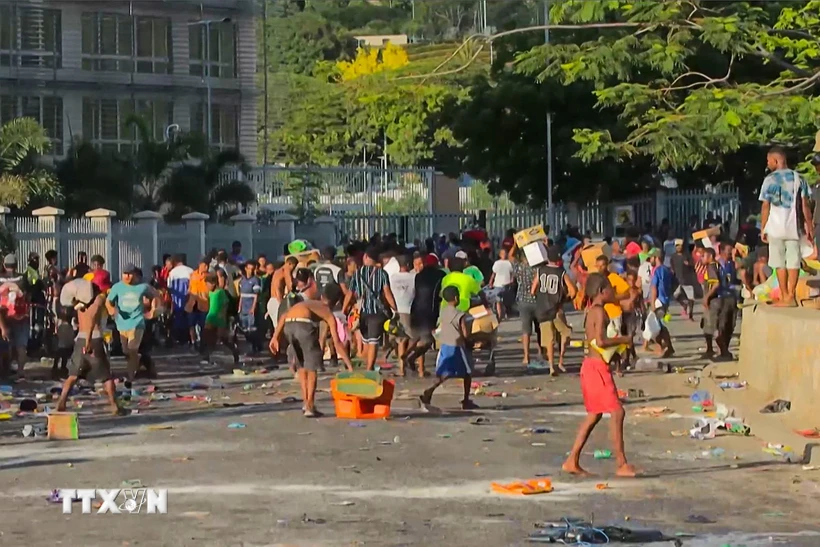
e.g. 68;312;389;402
127;115;191;211
159;148;256;221
0;118;62;210
55;141;134;217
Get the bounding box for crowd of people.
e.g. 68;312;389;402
0;145;816;473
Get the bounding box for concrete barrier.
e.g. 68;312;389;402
739;305;820;414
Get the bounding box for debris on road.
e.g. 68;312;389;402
760;399;791;414
491;479;553;495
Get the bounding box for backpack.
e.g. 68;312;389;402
314;263;341;294
0;281;28;320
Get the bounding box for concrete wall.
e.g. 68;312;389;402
739;305;820;414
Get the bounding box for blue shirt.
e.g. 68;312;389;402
759;169;810;209
107;282;151;332
716;258;736;297
651;265;673;306
238;276;260;314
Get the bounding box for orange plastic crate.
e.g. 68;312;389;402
331;379;395;419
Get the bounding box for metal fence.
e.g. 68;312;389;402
2;208;297;279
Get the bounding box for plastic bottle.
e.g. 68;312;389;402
593;449;612;459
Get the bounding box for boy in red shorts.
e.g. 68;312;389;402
563;273;637;478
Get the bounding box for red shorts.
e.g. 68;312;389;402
580;356;622;415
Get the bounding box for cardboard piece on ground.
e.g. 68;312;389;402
580;242;612;271
47;412;79;440
523;241;549;267
514;225;548;248
692;226;721;241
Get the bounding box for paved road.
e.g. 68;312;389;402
1;309;819;546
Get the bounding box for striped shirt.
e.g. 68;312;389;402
349;265;389;315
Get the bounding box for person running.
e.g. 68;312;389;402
344;248;397;371
418;286;479;412
489;248;514;320
0;254;31;378
670;239;698;320
533;246;576;376
563;273;636;478
201;273;240;366
268;256;297;330
403;254;445;377
105;263;159;381
186;259;210;349
388;255;416;376
314;247;347;367
56;277;122;415
270;285;354;417
237;261;262;354
648;250;675;357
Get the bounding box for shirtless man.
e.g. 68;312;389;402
268;256;297;328
55;278;121;415
270;285;353;417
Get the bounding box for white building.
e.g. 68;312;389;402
0;0;258;161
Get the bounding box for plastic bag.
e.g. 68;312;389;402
642;311;661;341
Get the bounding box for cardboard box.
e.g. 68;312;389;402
47;412;79;440
692;226;721;241
734;242;749;258
523;241;549;267
469;306;499;334
514;225;548;248
580;242;612;270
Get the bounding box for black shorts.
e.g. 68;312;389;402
717;295;738;334
519;303;538;334
68;338;112;381
360;313;385;345
284;320;322;372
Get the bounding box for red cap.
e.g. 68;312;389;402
91;269;112;292
423;254;440;267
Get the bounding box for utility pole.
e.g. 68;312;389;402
263;0;269;169
544;0;554;218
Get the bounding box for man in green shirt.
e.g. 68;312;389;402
441;257;482;312
201;273;239;366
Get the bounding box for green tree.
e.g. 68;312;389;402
263;10;354;77
0;118;62;210
55;142;134;217
159;150;255;221
511;0;820;171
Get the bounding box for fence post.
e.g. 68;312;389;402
85;208;117;272
275;213;297;248
182;212;209;262
655;188;668;228
313;215;337;248
566;202;580;229
230;213;256;259
31;206;64;261
133;210;162;267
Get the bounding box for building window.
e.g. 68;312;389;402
190;102;238;150
188;21;235;79
0;95;64;155
0;6;61;68
82;13;171;73
83;98;173;153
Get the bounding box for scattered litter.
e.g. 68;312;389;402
701;448;725;458
761;512;786;518
393;435;401;444
517;427;552;435
0;413;12;420
795;428;820;439
670;430;687;437
470;416;491;425
762;443;797;461
348;422;366;428
172;457;192;462
684;514;716;524
689;418;717;440
632;406;671;417
491;479;553;496
690;390;711;404
719;381;747;390
760;399;791;414
528;518;682;545
181;511;210;519
22;424;45;437
281;396;301;404
593;449;612;460
531;442;546;447
145;425;174;431
301;514;327;524
331;501;355;507
438;434;452;439
802;465;819;471
595;483;609;490
297;432;312;436
121;479;142;488
232;369;247;376
227;422;247;429
19;399;37;412
713;373;739;379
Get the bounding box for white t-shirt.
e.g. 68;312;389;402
383;257;400;277
491;259;514;287
638;261;653;296
389;271;416;314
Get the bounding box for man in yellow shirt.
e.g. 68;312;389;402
187;259;211;347
595;255;631;335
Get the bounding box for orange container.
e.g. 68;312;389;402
331;379;395;419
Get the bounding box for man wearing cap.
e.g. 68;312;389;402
105;263;159;381
0;254;31;377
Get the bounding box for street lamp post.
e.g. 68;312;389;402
544;0;554;222
187;17;231;147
